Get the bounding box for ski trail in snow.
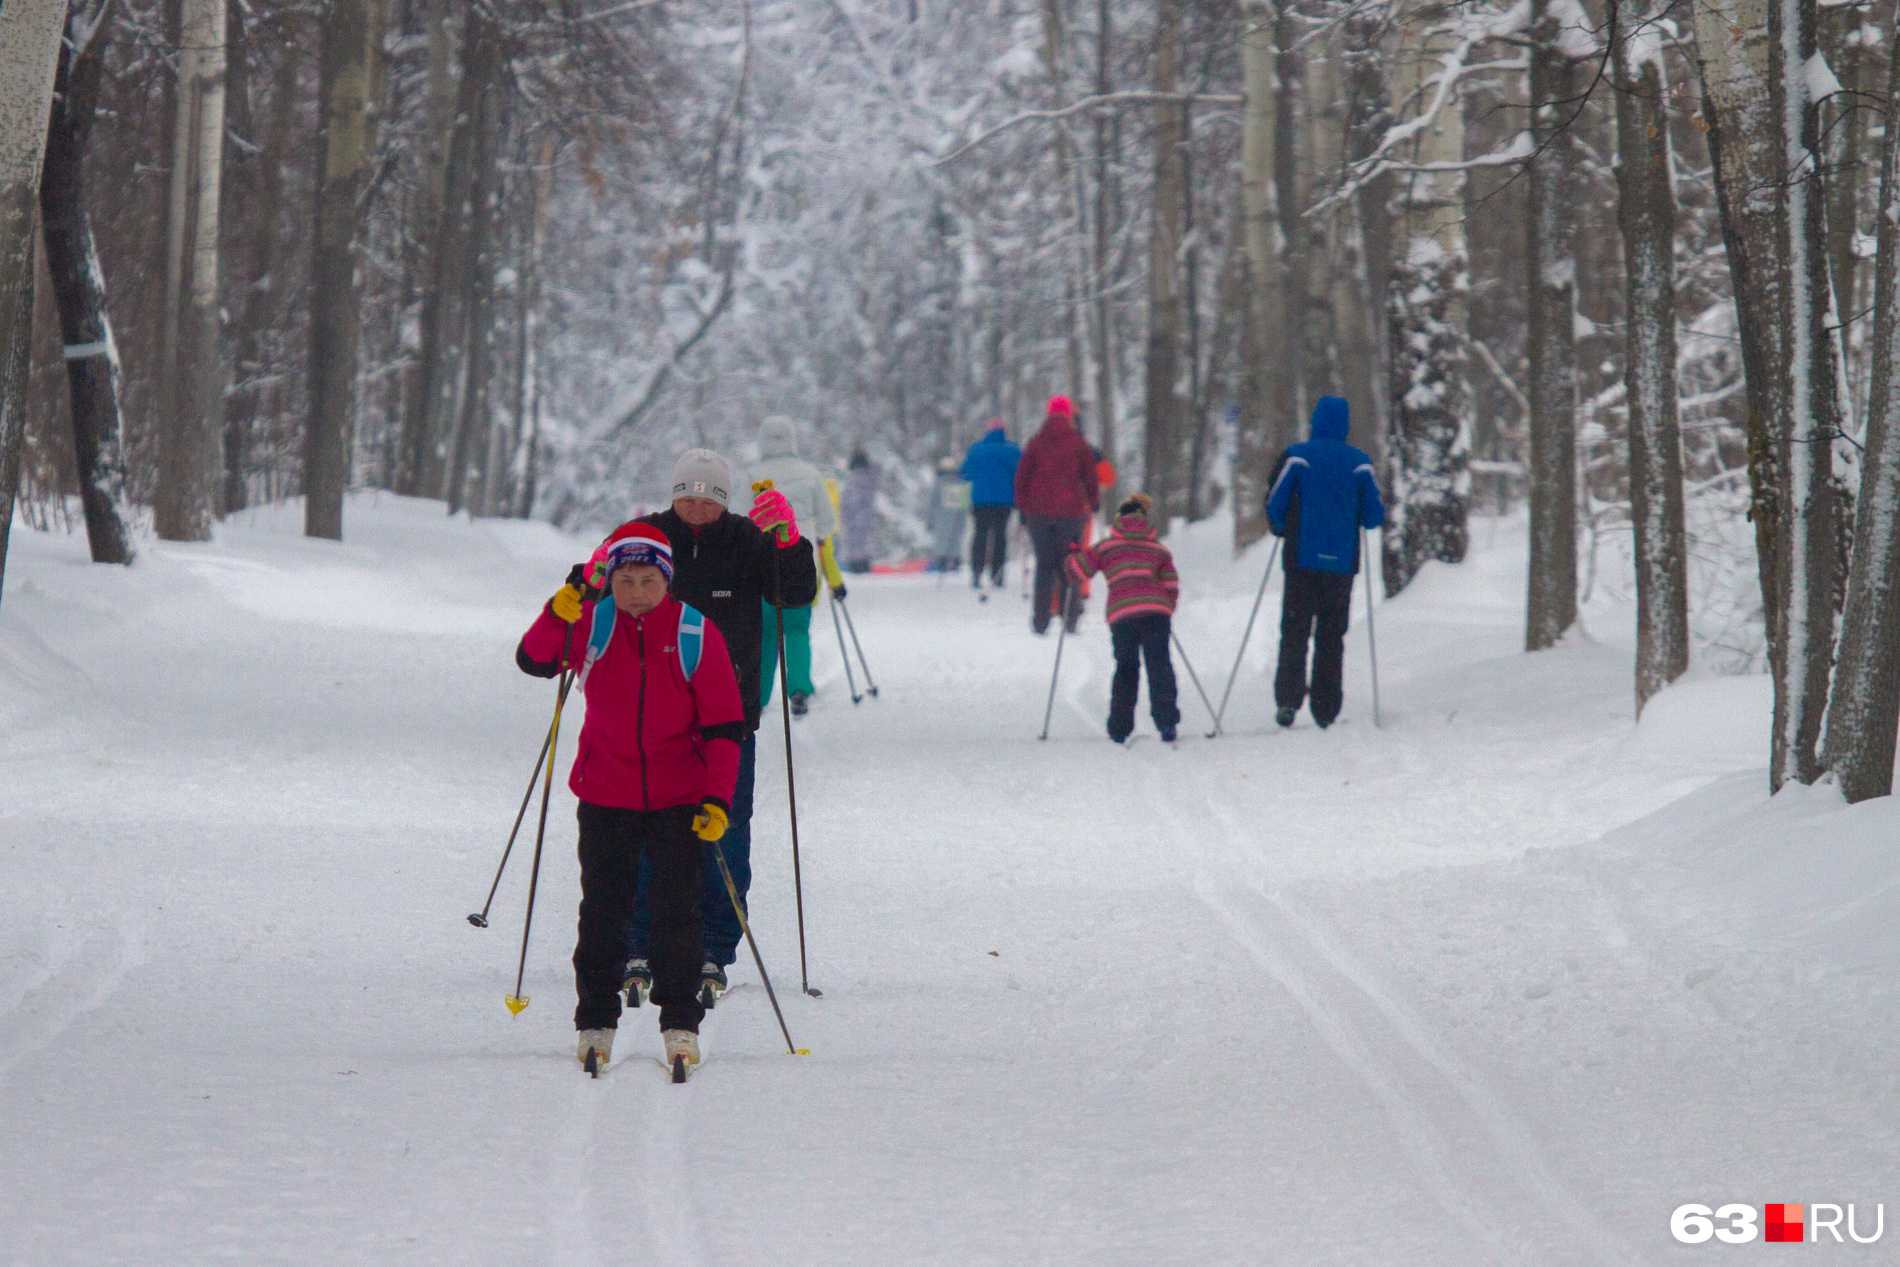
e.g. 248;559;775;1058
1264;891;1635;1267
1180;765;1635;1267
1190;880;1513;1264
546;1073;608;1267
0;923;143;1084
639;1052;703;1263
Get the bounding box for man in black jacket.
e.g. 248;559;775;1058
624;448;819;1004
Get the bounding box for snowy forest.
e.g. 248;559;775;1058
2;0;1899;800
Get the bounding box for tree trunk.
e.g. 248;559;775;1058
305;0;382;540
426;11;497;505
154;0;227;542
1337;11;1393;483
397;0;456;496
39;0;135;564
1384;3;1470;594
0;0;67;607
1234;0;1294;550
1822;13;1900;803
1524;0;1580;650
444;22;503;518
1613;0;1689;714
225;16;300;515
1696;0;1845;788
1091;0;1117;506
1144;0;1185;521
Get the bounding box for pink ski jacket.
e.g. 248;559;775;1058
517;596;745;812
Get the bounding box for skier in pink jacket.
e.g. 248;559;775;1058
517;522;745;1075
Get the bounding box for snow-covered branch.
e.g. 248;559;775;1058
932;91;1246;167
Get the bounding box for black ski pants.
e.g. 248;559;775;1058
969;504;1012;584
575;801;705;1035
1025;514;1086;631
1274;565;1354;726
1108;613;1181;741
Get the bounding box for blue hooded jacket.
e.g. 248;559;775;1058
960;425;1022;507
1266;397;1385;574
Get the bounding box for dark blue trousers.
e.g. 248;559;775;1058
625;733;756;968
1108;613;1180;741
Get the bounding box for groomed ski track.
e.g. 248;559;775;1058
3;495;1895;1264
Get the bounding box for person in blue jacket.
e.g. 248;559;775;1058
960;420;1022;591
1265;396;1385;729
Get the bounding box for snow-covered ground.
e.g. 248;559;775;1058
3;495;1895;1264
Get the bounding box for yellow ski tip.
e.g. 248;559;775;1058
504;994;530;1015
793;1048;811;1056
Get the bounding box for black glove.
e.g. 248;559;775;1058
831;584;848;600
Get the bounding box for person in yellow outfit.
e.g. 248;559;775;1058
749;417;846;716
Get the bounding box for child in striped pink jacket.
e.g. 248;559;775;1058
1066;494;1182;742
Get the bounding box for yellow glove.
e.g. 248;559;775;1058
692;801;729;842
550;583;585;623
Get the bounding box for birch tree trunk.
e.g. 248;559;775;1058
1822;17;1900;803
1524;0;1580;649
1143;0;1186;520
40;0;135;564
1613;0;1689;714
0;0;67;607
1383;3;1470;594
304;0;382;540
1696;0;1845;787
154;0;227;542
1234;0;1294;550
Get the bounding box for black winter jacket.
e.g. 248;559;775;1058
639;508;819;731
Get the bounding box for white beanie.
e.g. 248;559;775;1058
670;448;732;507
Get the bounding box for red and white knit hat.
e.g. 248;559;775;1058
587;522;674;587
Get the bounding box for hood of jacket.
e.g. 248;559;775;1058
1310;396;1350;442
758;415;799;460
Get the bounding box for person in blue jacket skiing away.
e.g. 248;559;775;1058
960;420;1020;593
1265;396;1385;729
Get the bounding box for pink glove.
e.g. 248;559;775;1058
750;488;800;545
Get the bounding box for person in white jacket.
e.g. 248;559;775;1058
749;416;845;715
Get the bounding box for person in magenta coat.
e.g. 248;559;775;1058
1013;395;1100;633
517;522;745;1073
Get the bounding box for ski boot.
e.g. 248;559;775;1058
663;1029;700;1082
1160;726;1178;743
698;961;728;1009
623;958;652;1007
578;1028;614;1075
1275;708;1296;728
790;691;810;717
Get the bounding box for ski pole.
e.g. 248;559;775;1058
1171;630;1222;736
1211;537;1280;735
506;620;578;1015
757;482;820;998
828;589;863;704
837;595;878;697
1363;526;1382;728
711;838;808;1056
1038;578;1073;741
467;716;557;928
